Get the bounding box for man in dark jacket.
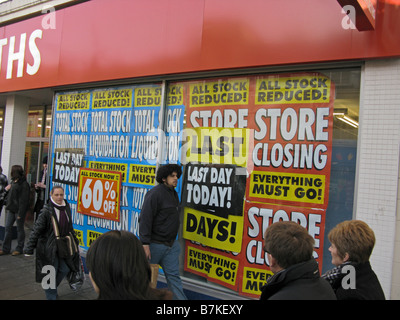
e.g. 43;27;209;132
139;163;187;300
0;165;30;256
260;221;336;300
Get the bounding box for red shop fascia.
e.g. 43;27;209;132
0;0;399;92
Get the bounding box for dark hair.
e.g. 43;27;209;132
155;164;182;184
86;230;158;300
50;186;64;195
10;165;24;181
264;221;315;269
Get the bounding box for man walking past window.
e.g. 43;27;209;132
139;164;187;300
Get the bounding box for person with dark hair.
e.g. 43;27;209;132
260;221;336;300
322;220;385;300
24;186;80;300
139;163;187;300
0;165;30;256
86;230;172;300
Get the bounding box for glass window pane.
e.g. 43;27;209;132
24;141;40;184
0;107;5;137
27;107;44;137
45;107;52;138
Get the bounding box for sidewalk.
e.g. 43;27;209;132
0;240;97;300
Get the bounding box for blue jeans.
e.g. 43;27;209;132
150;240;187;300
44;257;71;300
2;210;26;253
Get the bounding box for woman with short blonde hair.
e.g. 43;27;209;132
327;220;375;263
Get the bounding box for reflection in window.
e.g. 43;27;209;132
27;107;44;137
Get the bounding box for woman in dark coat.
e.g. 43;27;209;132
322;220;385;300
0;165;30;256
25;186;80;300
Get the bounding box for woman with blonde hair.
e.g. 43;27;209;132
322;220;385;300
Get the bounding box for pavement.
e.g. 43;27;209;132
0;239;98;300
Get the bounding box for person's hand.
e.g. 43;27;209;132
143;244;151;260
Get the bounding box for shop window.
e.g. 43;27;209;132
166;68;360;298
25;106;51;184
45;108;52;138
48;68;360;299
27;106;44;137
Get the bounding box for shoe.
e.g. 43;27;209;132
0;250;10;255
11;251;21;256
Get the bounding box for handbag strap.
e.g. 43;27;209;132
51;215;61;238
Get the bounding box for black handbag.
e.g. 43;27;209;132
66;255;85;291
51;215;79;259
51;215;85;291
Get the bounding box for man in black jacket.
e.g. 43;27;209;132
139;164;187;300
0;165;30;256
260;221;336;300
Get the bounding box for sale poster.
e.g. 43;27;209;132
239;201;326;297
177;72;335;297
77;168;122;221
50;84;175;250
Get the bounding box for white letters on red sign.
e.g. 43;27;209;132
0;29;42;79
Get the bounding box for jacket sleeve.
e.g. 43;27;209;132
24;207;50;254
138;190;157;244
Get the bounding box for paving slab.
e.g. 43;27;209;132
0;242;97;300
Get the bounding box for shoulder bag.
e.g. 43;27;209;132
51;215;79;259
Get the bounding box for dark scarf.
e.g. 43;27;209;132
51;199;69;236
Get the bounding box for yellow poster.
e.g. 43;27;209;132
185;244;239;289
249;171;326;205
92;88;132;109
183;207;243;253
255;75;331;105
189;78;249;107
183;127;251;167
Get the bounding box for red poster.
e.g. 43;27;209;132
246;73;335;210
238;201;326;298
77;168;122;222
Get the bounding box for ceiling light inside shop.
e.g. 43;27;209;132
337;115;359;128
333;108;358;128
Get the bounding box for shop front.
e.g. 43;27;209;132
0;0;400;299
